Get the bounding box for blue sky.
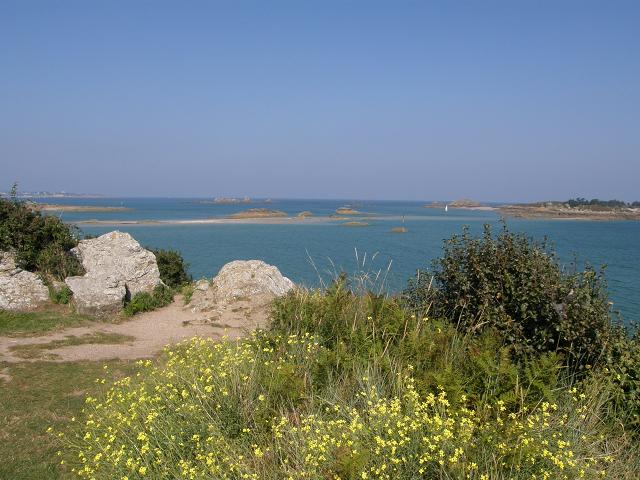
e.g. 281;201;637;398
1;1;638;201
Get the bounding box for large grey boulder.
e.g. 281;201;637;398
65;275;126;316
65;231;162;316
189;260;294;313
0;251;50;311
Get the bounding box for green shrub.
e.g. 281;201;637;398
605;329;640;433
181;282;195;304
0;190;83;280
49;284;73;305
35;243;84;280
123;285;173;316
404;224;615;368
149;248;191;288
271;281;562;409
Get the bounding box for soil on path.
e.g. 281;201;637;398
0;295;270;363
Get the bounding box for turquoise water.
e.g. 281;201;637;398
41;198;639;323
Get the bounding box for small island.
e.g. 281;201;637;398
336;206;362;215
228;208;287;219
342;221;369;227
213;197;252;204
424;199;493;210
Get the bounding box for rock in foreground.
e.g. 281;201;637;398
190;260;294;313
0;251;50;311
65;231;162;316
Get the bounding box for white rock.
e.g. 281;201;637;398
65;275;126;316
0;251;50;311
65;231;162;315
189;260;294;312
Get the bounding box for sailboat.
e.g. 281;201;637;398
445;204;448;212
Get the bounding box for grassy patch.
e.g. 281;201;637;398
48;285;73;305
0;309;91;337
181;282;195;305
0;360;138;480
9;332;135;359
123;285;173;317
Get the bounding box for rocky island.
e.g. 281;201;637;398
335;206;362;215
424;199;493;210
212;197;252;204
228;208;288;219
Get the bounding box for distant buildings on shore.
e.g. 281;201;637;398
0;191;103;198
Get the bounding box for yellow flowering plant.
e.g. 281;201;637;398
56;334;622;480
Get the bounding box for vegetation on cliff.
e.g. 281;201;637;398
0;185;83;280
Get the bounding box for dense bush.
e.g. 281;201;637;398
404;224;614;368
149;248;191;288
605;330;640;432
271;281;561;408
0;189;83;280
123;285;173;316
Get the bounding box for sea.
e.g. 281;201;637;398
37;197;639;324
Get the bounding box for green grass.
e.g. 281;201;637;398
9;332;135;359
0;360;138;480
0;309;91;337
180;282;195;304
123;285;173;316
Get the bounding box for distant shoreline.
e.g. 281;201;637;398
29;203;131;213
424;200;640;221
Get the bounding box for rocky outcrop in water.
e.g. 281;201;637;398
0;251;50;311
65;231;162;316
189;260;294;313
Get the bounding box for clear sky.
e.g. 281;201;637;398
1;1;638;201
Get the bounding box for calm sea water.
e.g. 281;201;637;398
40;197;639;323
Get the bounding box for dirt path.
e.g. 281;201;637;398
0;296;270;363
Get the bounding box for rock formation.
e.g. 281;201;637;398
189;260;294;314
0;251;50;311
65;231;162;316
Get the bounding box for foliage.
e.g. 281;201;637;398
56;335;633;480
0;192;83;280
122;285;173;317
181;282;196;304
271;283;560;409
48;284;73;305
604;329;640;432
149;248;191;288
404;224;614;368
567;198;635;208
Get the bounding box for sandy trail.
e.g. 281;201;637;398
0;296;269;363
